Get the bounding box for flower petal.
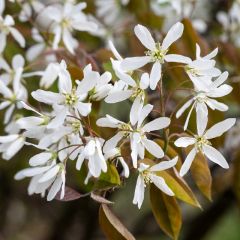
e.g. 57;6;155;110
204;118;236;139
180;148;197;177
202;145;229;168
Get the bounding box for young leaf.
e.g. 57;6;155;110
157;170;201;208
191;152;212;201
150;184;182;240
94;163;121;190
54;186;83;201
91;192;114;205
99;204;136;240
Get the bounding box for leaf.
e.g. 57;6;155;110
99;204;135;240
157;170;201;208
191;152;212;201
94;163;121;190
54;186;83;201
91;192;114;205
150;184;182;240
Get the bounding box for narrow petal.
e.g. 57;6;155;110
176;98;194;118
133;175;145;209
38;165;60;183
142;117;170;132
150;61;162;90
105;90;132;103
180;148;197;177
149;156;178;172
164;54;191;64
29;152;52;166
134;24;156;50
103;132;124;152
202;145;229;168
120;56;151;71
196;102;208;136
162;22;184;50
204;118;236;139
142;138;164;158
174;137;196;147
130;97;142;126
150;175;174;196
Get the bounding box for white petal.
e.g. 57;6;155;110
150;175;174;196
133;175;145;209
29;152;52;166
205;118;236;139
174;137;196;148
162;22;184;50
206;99;228;111
137;104;153;128
134;24;156;51
176;98;194;118
140;72;150;89
47;175;63;201
120;56;151;71
103;132;124;152
164;54;191;64
196;102;208;136
10;28;25;48
105;90;132;103
183;103;195;131
76;102;92;116
31;90;63;105
180;148;197;177
202;145;229;168
143;117;170;132
130;97;142;126
149;156;178;172
142;138;164;158
38;165;60;183
150;61;162;90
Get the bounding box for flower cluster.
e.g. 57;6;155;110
0;0;236;216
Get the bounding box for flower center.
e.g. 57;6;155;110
71;120;82;133
141;171;153;186
65;91;78;106
119;123;132;137
195;136;211;152
195;92;208;103
145;43;168;63
185;66;200;77
132;86;145;99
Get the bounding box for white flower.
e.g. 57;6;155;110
174;118;236;177
46;2;97;54
32;61;92;128
26;28;46;61
133;157;178;209
0;57;28;123
0;134;25;160
15;154;66;201
176;71;232;132
97;99;170;168
96;0;129;26
76;137;107;178
120;22;184;89
105;71;149;104
0;3;25;53
166;44;221;86
18;0;44;22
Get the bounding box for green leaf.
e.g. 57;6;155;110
99;204;136;240
94;163;121;190
150;184;182;240
191;152;212;201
